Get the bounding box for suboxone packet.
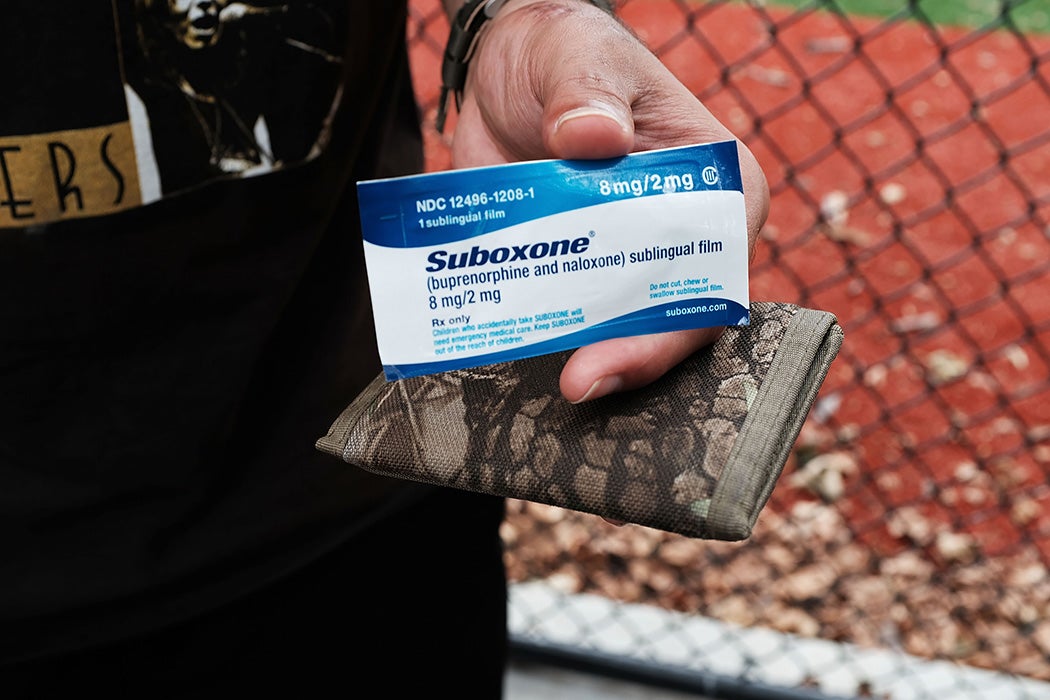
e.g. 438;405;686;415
357;141;750;381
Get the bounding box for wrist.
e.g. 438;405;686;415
436;0;615;133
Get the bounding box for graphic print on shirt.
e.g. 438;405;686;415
1;1;348;229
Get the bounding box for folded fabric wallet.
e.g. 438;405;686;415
316;301;843;540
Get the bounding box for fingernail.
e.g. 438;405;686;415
555;103;630;134
572;375;624;404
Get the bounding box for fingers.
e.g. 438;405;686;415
450;1;770;403
741;145;771;257
559;326;724;403
457;0;641;163
529;8;640;157
546;101;634;160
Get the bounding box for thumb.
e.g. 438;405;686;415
543;86;634;160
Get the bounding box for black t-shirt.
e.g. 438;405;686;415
0;1;427;662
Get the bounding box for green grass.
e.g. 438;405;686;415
761;0;1050;33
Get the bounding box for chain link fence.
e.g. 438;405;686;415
407;1;1050;697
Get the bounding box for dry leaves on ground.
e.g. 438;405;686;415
502;497;1050;688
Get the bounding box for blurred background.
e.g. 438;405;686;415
408;1;1050;697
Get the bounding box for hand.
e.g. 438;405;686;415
451;0;769;403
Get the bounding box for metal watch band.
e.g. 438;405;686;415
435;0;615;133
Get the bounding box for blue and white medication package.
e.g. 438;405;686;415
357;141;750;381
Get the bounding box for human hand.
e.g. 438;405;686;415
450;0;769;403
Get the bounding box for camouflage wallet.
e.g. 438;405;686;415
316;302;843;541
